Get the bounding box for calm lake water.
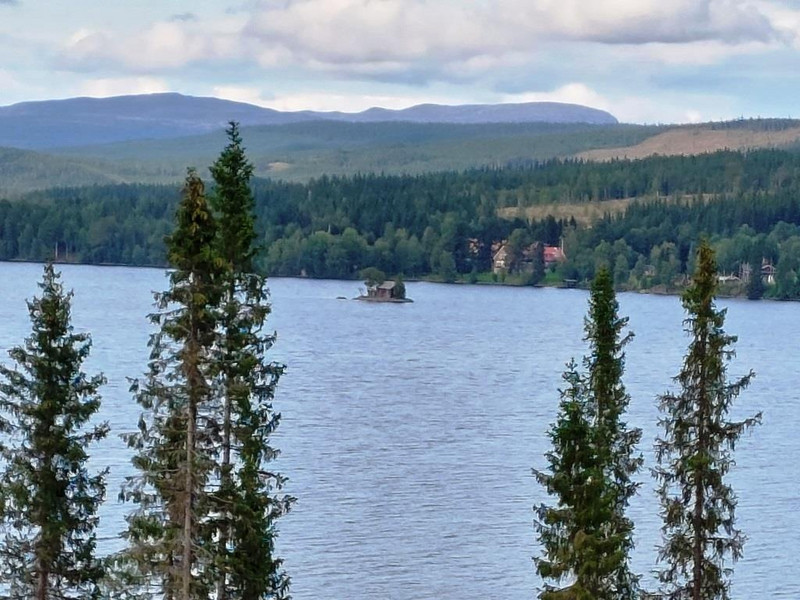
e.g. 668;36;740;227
0;262;796;599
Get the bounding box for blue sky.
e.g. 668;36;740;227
2;0;800;123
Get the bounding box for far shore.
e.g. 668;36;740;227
0;259;780;301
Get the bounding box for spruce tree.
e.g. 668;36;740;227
584;267;642;599
119;168;223;599
208;122;291;599
0;263;108;600
534;267;641;600
654;240;761;600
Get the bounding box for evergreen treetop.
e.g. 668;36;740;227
210;121;257;273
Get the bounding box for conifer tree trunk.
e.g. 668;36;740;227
183;383;196;600
35;566;47;600
216;279;236;600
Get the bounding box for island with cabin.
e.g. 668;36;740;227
356;268;413;303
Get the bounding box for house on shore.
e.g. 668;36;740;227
543;245;566;268
492;240;566;274
735;259;776;286
492;244;511;274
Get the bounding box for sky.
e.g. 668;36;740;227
2;0;800;123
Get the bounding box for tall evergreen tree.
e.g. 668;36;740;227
583;267;642;598
654;240;761;600
208;122;291;599
534;267;641;600
119;168;223;599
0;263;108;600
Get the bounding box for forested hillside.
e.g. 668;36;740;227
5;149;800;298
1;122;661;195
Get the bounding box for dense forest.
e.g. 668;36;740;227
5;148;800;297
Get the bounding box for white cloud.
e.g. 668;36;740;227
238;0;777;79
55;0;781;80
753;1;800;47
519;0;775;44
60;16;245;71
211;85;272;107
259;90;465;113
78;76;170;97
502;82;736;123
622;40;775;66
503;83;611;111
0;69;23;91
28;0;795;124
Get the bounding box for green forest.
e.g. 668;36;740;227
4;148;800;298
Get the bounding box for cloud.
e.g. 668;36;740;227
78;76;170;97
0;69;24;93
59;17;245;71
210;84;465;112
44;0;790;124
55;0;781;82
211;85;272;107
753;1;800;48
503;82;737;124
0;0;20;5
168;12;197;22
239;0;778;78
503;83;611;111
517;0;775;45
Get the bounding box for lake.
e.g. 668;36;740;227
0;262;796;599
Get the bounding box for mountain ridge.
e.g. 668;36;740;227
0;92;617;149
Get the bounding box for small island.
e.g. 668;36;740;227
355;268;413;303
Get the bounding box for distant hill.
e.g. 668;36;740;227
5;108;800;197
0;121;654;195
0;93;617;150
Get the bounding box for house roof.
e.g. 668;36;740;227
493;244;508;261
543;246;566;262
377;281;397;290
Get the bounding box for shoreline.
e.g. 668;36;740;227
0;259;778;301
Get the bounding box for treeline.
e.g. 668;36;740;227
567;191;800;298
6;149;800;295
